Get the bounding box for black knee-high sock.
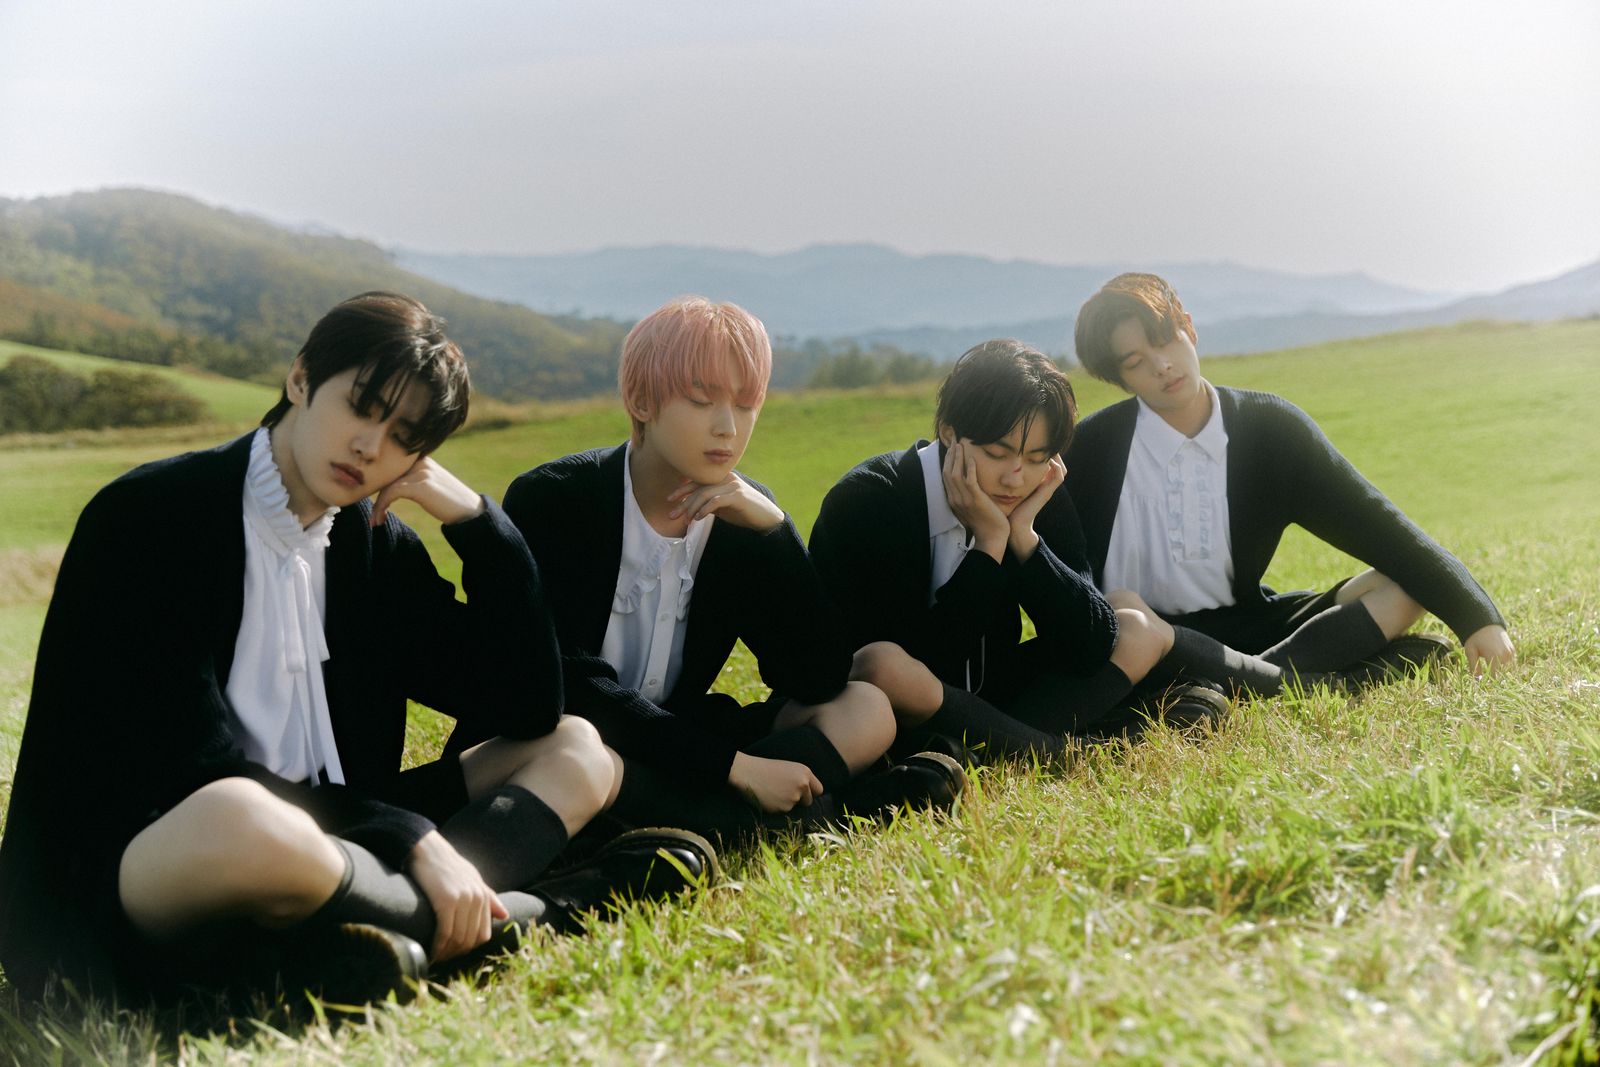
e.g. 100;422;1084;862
439;784;570;891
1261;600;1387;673
1166;627;1285;697
312;838;546;948
1005;662;1138;738
895;684;1063;761
744;724;853;793
607;758;765;843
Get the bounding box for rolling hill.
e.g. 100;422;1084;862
0;189;631;400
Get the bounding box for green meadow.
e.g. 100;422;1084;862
1;318;1598;1063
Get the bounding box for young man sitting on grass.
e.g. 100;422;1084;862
489;296;963;845
0;292;715;1006
809;339;1227;765
1064;272;1515;694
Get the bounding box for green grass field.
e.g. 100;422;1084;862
1;319;1598;1063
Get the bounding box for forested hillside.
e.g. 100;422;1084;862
0;190;631;399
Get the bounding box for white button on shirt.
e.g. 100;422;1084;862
601;443;712;704
1102;388;1235;615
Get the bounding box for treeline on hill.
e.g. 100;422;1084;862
0;190;631;400
771;338;944;389
0;355;204;434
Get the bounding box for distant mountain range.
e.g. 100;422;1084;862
398;245;1600;361
3;189;1593;404
0;189;629;400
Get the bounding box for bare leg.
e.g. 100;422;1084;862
457;715;614;838
850;641;945;727
1105;591;1176;685
118;777;345;940
1336;568;1425;639
770;680;896;774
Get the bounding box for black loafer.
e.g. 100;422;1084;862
1341;633;1453;689
286;921;427;1007
835;751;966;821
526;827;719;933
1152;682;1231;732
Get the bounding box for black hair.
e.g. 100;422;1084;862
934;339;1077;456
261;291;470;453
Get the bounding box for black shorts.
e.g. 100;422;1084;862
672;691;791;751
1160;578;1351;654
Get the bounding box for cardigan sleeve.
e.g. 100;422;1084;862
730;509;854;707
502;467;741;792
1267;397;1506;640
1006;493;1119;673
23;478;435;872
810;459;1011;682
377;497;563;742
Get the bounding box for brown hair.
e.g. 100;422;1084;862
1073;272;1196;385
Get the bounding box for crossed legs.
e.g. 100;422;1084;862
118;716;613;943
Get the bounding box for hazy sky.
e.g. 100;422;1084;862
2;0;1595;294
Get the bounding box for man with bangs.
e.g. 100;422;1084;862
808;340;1227;765
488;295;963;843
1064;272;1514;691
0;292;714;1005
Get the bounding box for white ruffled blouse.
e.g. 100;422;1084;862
224;428;345;784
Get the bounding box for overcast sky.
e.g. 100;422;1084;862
1;0;1595;294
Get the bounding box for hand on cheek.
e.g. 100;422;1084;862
370;456;485;527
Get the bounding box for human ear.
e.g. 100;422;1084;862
937;423;955;447
285;357;310;405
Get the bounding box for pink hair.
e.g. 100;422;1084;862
619;296;772;441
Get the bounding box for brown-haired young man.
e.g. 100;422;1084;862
1063;273;1514;694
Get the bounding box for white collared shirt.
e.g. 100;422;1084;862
1102;385;1235;614
918;440;985;691
226;428;345;784
601;442;713;703
918;440;971;601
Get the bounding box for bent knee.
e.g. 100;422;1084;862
1106;588;1151;612
851;641;909;685
1112;609;1171;681
545;716;616;810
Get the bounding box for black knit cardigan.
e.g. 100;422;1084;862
808;442;1119;692
0;433;563;997
1063;387;1506;639
492;444;853;794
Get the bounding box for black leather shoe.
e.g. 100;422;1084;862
1149;682;1231;733
914;732;984;769
526;827;719;933
287;921;427;1006
1341;633;1453;689
836;751;965;821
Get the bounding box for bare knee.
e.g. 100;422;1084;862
502;717;614;830
835;680;897;749
1106;588;1152;612
850;641;942;717
543;717;615;812
121;778;340;933
1339;570;1425;638
1111;607;1173;684
810;680;896;769
851;641;908;688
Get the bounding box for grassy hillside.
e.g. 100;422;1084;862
1;319;1598;1063
0;339;277;427
0;189;631;399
